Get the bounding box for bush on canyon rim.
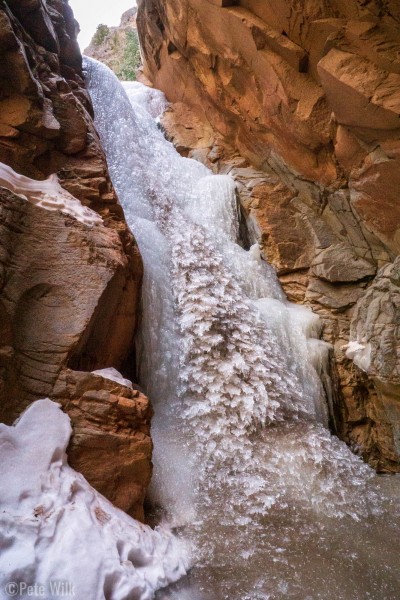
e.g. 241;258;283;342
93;24;110;46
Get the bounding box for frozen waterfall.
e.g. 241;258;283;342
84;58;400;600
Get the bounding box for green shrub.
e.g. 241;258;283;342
119;30;141;81
93;24;109;47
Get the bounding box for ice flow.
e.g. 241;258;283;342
84;58;400;600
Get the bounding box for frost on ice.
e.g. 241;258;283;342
82;57;396;599
0;400;187;600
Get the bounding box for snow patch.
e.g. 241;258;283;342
0;399;188;599
92;367;133;388
345;340;372;372
0;161;102;226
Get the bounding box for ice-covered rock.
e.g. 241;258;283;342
92;367;133;388
0;399;188;600
345;340;372;373
0;161;102;227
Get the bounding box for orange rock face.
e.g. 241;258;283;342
0;188;140;421
0;1;149;513
138;0;400;470
53;369;153;522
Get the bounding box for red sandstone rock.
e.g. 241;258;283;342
0;1;146;512
53;369;153;521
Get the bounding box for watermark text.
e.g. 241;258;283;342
4;581;75;597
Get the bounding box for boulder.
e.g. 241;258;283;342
311;243;376;283
0;186;139;424
53;369;153;521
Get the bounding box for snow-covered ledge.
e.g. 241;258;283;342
92;367;133;388
0;162;102;227
0;400;187;599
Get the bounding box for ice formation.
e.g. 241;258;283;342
122;81;169;119
0;400;187;600
82;57;400;599
0;161;102;226
345;340;372;372
92;367;133;388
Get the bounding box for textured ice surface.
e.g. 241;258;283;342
84;58;400;599
122;81;169;118
0;161;102;226
84;58;327;425
0;400;187;600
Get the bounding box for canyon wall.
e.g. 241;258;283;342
0;0;150;519
84;8;139;79
137;0;400;471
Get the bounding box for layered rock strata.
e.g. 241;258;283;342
137;0;400;471
0;0;148;516
53;369;153;520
